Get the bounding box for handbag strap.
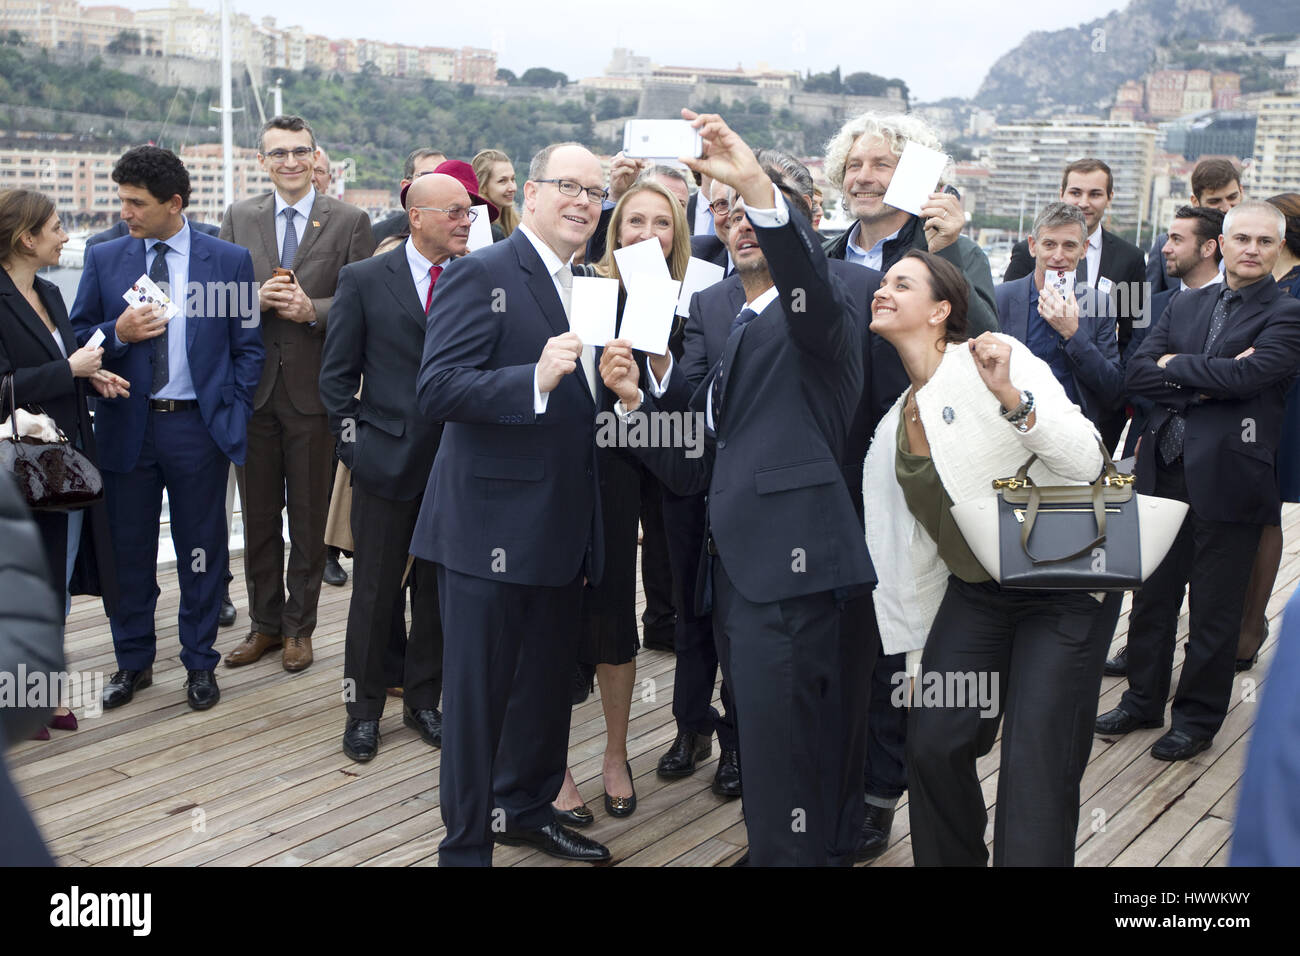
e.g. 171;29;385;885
1020;480;1108;564
3;373;16;441
1011;434;1123;487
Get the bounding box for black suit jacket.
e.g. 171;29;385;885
1120;285;1178;457
319;245;445;501
411;228;603;587
0;268;118;610
690;234;729;274
1004;227;1146;347
1126;277;1300;525
638;205;874;602
1146;232;1175;298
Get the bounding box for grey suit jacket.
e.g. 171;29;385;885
220;191;375;414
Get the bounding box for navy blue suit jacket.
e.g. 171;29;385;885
996;273;1124;426
69;227;264;471
1126;277;1300;525
411;228;603;587
638;206;874;602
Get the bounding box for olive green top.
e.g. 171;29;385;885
894;412;991;584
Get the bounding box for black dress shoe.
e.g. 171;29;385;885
855;803;895;862
604;760;637;817
219;589;237;628
657;730;712;778
1151;728;1213;762
495;821;611;863
102;668;152;710
552;804;594;828
1102;645;1128;677
343;718;381;762
571;661;596;706
323;552;348;587
403;705;442;748
711;748;742;798
185;670;220;710
1094;706;1162;736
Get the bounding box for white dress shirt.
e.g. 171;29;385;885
1083;226;1103;287
405;236;447;309
517;223;596;413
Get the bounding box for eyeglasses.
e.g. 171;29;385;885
535;178;608;205
264;147;315;163
411;205;479;222
709;198;731;216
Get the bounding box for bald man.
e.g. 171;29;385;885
412;142;612;865
319;173;471;761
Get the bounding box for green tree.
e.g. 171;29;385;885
519;67;568;87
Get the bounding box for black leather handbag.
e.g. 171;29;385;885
949;437;1188;591
0;373;103;512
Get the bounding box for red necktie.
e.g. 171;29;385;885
425;264;444;312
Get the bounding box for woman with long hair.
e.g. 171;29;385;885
863;249;1108;865
472;149;519;239
0;189;125;736
551;180;690;825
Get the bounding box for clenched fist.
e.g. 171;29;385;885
537;331;584;394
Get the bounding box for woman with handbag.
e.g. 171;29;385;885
863;250;1111;866
0;189;125;735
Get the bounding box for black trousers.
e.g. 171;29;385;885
827;591;879;864
713;556;841;866
907;577;1108;867
662;490;736;749
343;483;442;719
436;565;582;867
864;647;908;803
638;467;677;645
1121;461;1262;739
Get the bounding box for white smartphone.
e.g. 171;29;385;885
623;120;703;160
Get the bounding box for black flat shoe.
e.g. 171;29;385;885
1151;728;1213;762
856;804;895;862
604;760;636;818
218;589;236;628
102;668;153;710
552;804;594;828
495;821;611;863
1103;646;1128;677
1094;706;1162;736
711;748;741;798
323;553;348;587
657;730;711;777
402;705;442;748
1237;620;1265;671
185;670;220;710
343;717;380;762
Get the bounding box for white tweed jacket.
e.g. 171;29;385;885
863;335;1105;671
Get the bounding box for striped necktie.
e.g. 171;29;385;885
280;207;299;269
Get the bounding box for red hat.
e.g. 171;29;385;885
400;160;500;222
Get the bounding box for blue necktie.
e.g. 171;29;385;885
280;207;299;269
150;243;170;394
711;308;760;432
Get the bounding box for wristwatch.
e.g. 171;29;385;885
1000;389;1035;432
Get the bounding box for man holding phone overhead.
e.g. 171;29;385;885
220;114;375;675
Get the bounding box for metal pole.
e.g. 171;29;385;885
220;0;234;209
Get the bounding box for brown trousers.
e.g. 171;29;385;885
236;374;334;639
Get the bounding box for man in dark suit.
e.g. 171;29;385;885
690;180;732;273
1146;158;1242;297
370;148;446;247
220;115;375;675
1004;159;1145;451
413;141;612;866
996;202;1124;427
603;111;874;865
319;173;466;763
1096;201;1300;760
70;146;264;711
1107;205;1226;676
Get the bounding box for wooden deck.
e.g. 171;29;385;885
9;504;1299;867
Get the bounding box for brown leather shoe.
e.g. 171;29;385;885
225;630;282;667
282;634;313;672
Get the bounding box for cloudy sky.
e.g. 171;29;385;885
114;0;1129;102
